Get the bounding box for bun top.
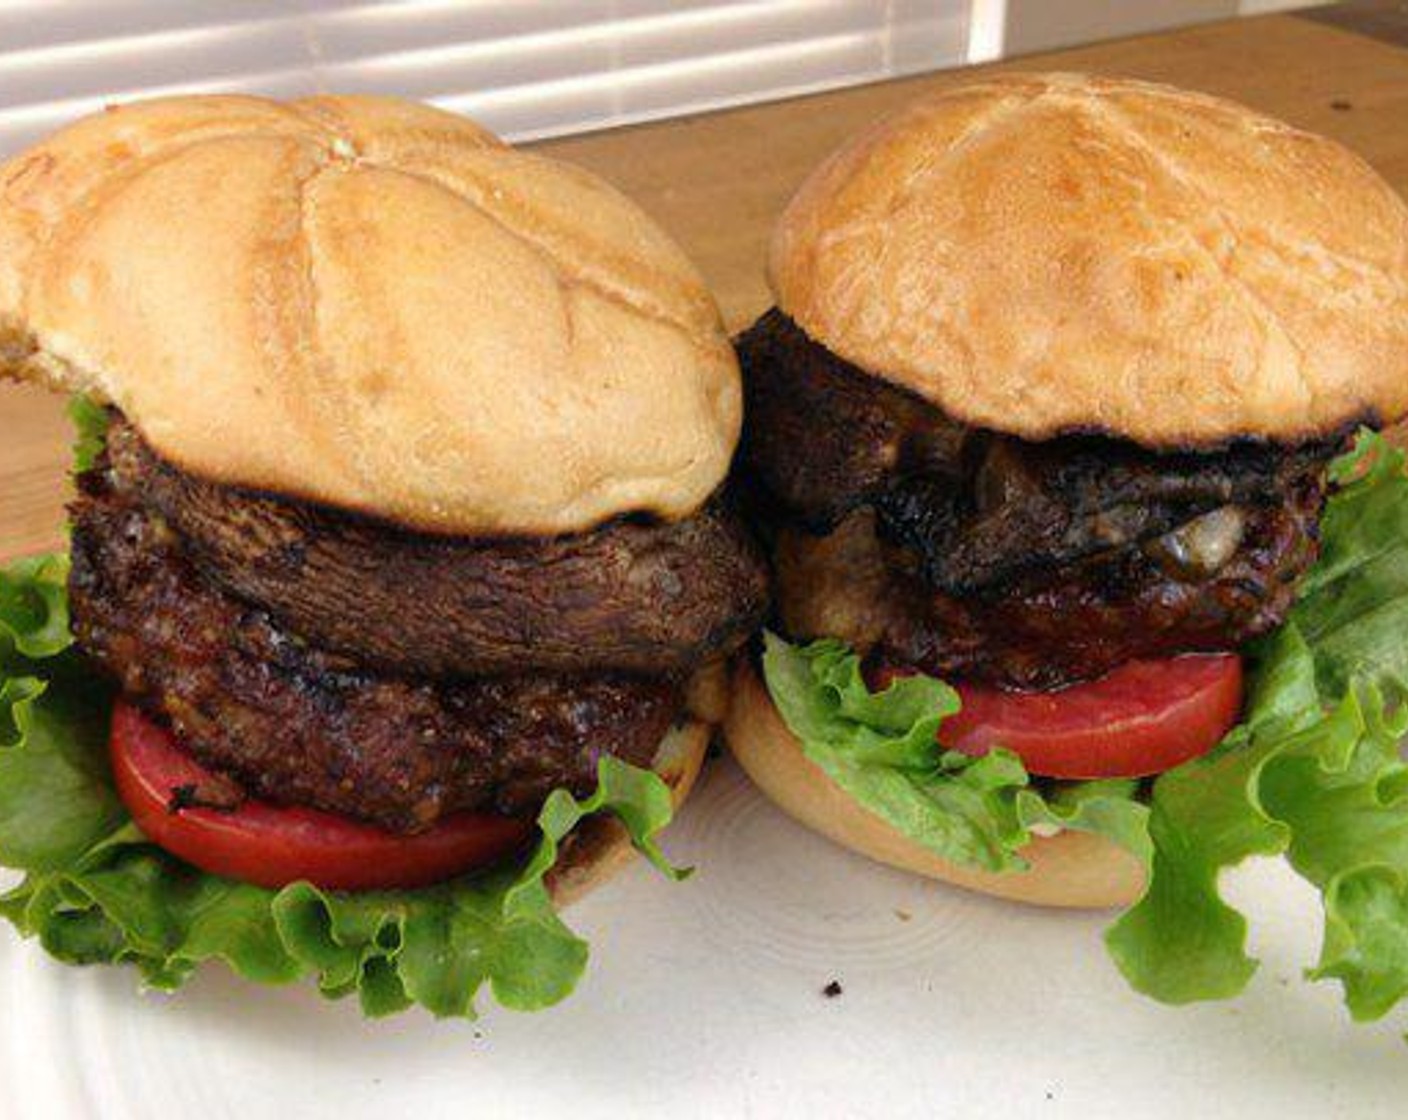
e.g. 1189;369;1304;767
0;95;740;535
770;72;1408;447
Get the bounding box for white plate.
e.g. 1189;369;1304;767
2;757;1403;1119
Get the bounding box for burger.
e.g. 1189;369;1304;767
726;73;1408;1018
0;95;767;1017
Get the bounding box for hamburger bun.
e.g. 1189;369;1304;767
0;94;739;536
549;659;725;907
769;72;1408;448
724;659;1145;909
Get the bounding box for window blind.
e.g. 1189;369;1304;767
0;0;974;155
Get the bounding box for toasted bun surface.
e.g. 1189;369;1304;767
0;95;740;535
724;660;1144;909
547;660;725;906
770;72;1408;447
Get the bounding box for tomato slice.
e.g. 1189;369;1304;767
877;655;1243;780
110;703;534;891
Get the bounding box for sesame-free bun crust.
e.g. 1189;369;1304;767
724;660;1144;909
547;660;725;907
0;95;740;535
770;73;1408;447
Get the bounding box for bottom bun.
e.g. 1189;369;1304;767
724;660;1145;910
546;661;723;907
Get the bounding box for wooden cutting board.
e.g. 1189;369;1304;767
4;9;1408;560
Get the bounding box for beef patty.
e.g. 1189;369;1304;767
69;458;682;833
738;310;1337;688
104;417;768;679
775;499;1318;690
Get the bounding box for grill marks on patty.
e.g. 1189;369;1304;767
738;309;1336;689
104;420;769;679
775;500;1318;690
70;469;681;832
69;420;764;831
